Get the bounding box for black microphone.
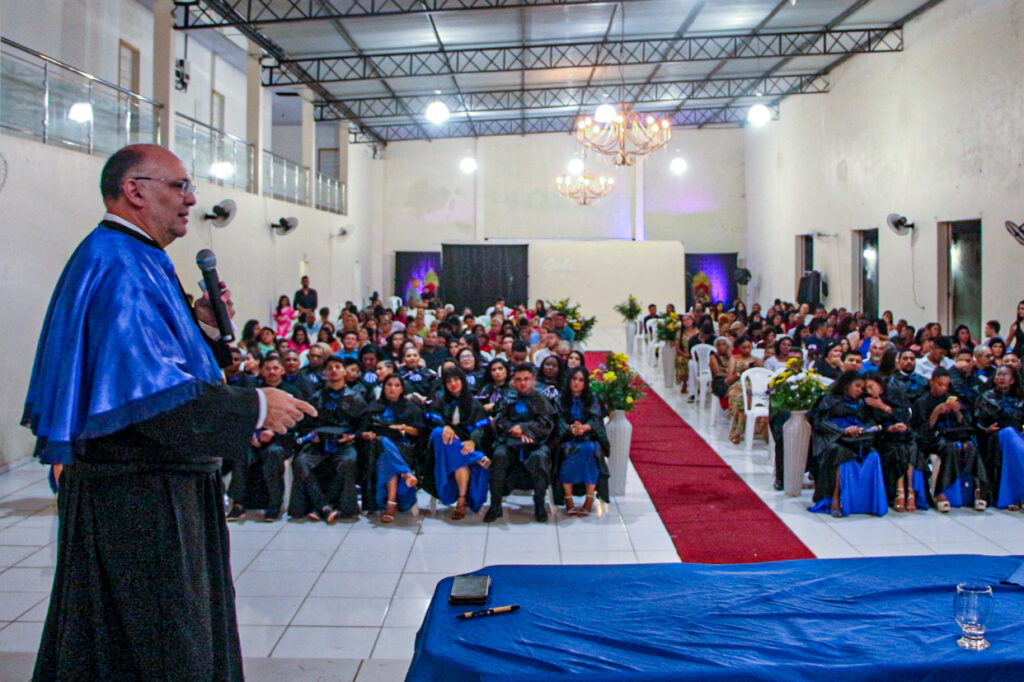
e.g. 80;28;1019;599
196;249;235;342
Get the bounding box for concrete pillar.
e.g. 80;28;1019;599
337;120;350;185
246;41;264;194
300;87;316;206
633;156;646;241
152;0;175;150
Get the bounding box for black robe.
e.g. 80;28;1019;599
551;395;611;504
808;393;874;503
912;391;986;497
974;389;1024;498
423;391;489;497
863;392;925;503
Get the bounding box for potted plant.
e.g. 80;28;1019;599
590;353;644;496
655;313;681;387
767;358;827;496
614;294;642;355
547;298;597;346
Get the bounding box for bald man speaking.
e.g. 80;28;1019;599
23;145;315;681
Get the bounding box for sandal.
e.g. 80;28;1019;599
565;500;579;516
451;497;466;520
381;501;397;524
906;490;917;513
936;499;951;513
974;498;988;512
580;494;595;516
830;501;843;518
893;489;906;513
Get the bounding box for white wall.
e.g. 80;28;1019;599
529;241;686;329
744;0;1024;329
0;133;378;467
379;129;746;295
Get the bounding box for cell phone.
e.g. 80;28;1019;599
449;574;491;605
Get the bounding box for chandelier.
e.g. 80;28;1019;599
554;170;615;205
576;103;671;166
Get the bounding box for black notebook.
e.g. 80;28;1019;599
449;574;491;605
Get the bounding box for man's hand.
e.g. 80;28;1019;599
842;426;863;437
888;423;908;433
195;280;235;327
259;387;317;434
337;434;355;445
509;424;524;438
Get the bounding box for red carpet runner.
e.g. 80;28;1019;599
585;352;814;564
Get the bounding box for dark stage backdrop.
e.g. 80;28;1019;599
686;253;738;309
441;244;528;313
394;251;441;304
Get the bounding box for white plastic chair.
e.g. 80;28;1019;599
631;321;646;360
388;295;403;312
690;344;715;411
644;318;661;367
740;367;773;453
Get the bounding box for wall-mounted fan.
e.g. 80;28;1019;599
887;213;915;236
271;217;299;236
733;267;752;285
203;199;236;227
1005;220;1024;247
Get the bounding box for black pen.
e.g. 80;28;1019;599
457;604;520;620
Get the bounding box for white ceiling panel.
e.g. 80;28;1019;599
688;0;782;34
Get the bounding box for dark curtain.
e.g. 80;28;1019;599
441;245;529;313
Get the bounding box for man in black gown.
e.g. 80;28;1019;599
23;145;315;681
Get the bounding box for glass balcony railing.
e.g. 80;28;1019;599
174;112;254;193
1;37;162;155
262;149;310;206
314;171;346;214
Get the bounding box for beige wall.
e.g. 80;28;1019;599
528;241;686;330
744;0;1024;329
0;134;378;467
379;129;747;293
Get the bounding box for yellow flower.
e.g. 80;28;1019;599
626;396;634;404
786;357;800;368
603;371;617;382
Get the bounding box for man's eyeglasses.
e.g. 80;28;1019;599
131;177;197;196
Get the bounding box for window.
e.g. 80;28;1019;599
118;41;140;137
318;148;340;179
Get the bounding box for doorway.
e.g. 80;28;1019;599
938;220;982;337
855;229;879;320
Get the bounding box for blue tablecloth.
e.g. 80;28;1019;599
407;555;1024;682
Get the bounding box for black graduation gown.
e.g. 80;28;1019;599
422;392;489;497
863;393;924;502
36;384;258;682
912;391;986;496
551;395;611;504
808;393;874;503
399;366;438;399
360;398;426;511
974;389;1024;498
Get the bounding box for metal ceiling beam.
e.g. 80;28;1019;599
313;73;827;120
173;0;653;28
188;0;386;145
263;27;903;85
348;103;776;142
769;0;948;108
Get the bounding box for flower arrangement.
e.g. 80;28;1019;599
590;352;644;413
547;298;597;343
767;357;827;412
655;312;681;342
613;294;642;322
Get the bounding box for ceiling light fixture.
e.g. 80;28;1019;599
554;152;614;205
747;104;772;127
669;157;688;175
425;100;450;125
459;157;478;174
567;158;585;175
576;104;671;166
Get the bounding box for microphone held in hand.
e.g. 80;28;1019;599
195;249;235;342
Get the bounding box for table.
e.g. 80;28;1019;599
407;555;1024;681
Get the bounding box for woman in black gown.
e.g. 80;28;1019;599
360;374;425;522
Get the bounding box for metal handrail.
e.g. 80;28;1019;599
174;111;249;146
1;36;162;107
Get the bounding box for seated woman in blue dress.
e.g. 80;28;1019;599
553;367;611;516
808;371;887;517
426;367;492;520
861;372;927;512
974;366;1024;510
359;374;425;523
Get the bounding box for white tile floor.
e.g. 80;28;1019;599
1;327;1021;681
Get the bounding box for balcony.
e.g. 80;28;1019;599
175;112;253;193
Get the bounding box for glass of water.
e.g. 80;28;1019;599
954;583;994;650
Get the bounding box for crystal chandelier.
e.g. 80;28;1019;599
575;103;671;166
554;169;615;205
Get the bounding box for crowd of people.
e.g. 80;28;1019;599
223;280;608;525
659;298;1024;517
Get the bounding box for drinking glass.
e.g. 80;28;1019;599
954;582;994;650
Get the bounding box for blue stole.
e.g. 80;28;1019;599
22;224;223;464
